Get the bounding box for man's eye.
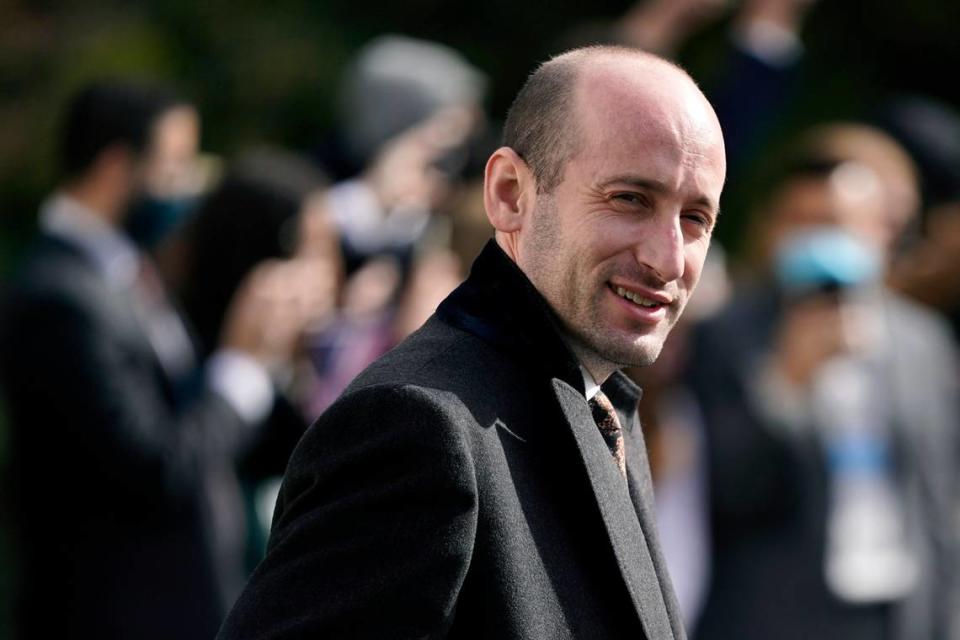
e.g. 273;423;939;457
682;213;712;231
613;193;648;206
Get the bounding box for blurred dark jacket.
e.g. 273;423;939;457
0;230;254;639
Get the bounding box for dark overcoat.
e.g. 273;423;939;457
218;241;685;639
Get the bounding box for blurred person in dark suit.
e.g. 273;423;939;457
688;124;959;640
0;81;314;639
218;46;726;640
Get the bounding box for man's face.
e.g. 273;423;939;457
518;64;726;375
123;106;202;247
765;165;888;257
138;106;201;198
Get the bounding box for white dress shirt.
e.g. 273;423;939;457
580;365;601;401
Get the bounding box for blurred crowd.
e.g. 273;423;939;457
1;0;959;638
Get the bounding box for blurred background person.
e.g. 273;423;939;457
882;97;960;339
320;34;489;273
0;81;314;640
174;148;342;589
298;34;493;418
297;196;488;420
686;123;959;639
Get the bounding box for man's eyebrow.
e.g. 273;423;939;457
600;175;721;216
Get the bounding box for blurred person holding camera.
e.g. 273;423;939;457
0;81;315;639
323;34;488;274
687;124;959;639
299;35;491;417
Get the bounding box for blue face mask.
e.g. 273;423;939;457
125;194;199;250
774;226;882;296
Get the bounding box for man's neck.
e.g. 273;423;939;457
494;233;620;386
567;341;618;388
63;181;123;228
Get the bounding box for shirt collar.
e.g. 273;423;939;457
581;366;601;401
39;193;140;289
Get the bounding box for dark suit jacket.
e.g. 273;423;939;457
0;234;258;639
218;241;685;639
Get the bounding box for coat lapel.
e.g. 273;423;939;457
551;378;674;640
623;426;687;640
607;373;686;638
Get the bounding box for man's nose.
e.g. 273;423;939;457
635;215;684;283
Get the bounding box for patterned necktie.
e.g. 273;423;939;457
589;390;626;478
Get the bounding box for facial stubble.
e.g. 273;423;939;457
523;194;679;378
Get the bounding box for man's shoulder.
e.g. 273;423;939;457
876;288;957;361
881;287;951;331
0;234;137;364
296;315;536;459
285;379;484;499
5;234;102;304
347;315;523;398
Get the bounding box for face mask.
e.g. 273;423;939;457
774;226;881;296
125;194;199;250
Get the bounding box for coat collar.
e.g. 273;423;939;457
436;239;642;415
436;240;583;392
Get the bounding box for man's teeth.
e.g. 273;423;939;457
615;286;661;308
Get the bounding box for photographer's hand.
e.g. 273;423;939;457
773;294;849;387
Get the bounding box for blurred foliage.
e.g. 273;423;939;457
0;399;9;639
2;0;959;269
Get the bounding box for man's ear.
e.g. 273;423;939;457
483;146;536;233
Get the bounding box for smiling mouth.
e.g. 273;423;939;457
612;285;666;310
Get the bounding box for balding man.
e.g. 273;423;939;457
218;46;726;640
